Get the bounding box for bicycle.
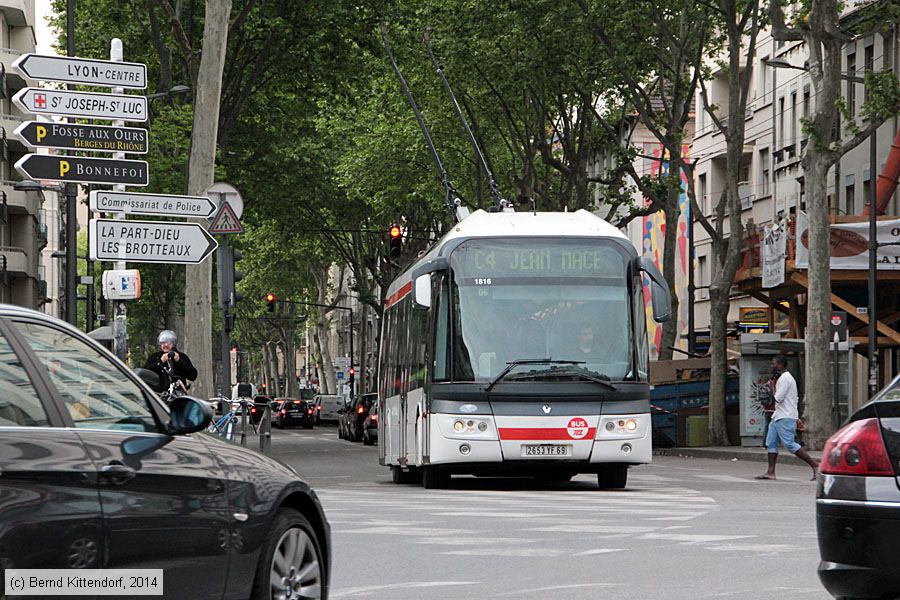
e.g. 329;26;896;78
208;398;260;441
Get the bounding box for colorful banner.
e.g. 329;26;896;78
795;211;900;269
640;144;690;358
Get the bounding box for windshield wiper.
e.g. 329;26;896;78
485;359;585;392
507;367;618;390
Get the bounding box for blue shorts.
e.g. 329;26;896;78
765;418;801;454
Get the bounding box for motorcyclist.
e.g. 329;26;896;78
143;330;197;393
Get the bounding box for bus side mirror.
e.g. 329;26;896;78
411;256;448;311
637;257;671;323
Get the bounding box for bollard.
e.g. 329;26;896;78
240;400;248;447
259;405;272;455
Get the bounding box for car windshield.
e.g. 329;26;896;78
448;238;633;383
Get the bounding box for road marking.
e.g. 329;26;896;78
331;581;481;598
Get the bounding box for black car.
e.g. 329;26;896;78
362;402;378;446
341;393;376;442
0;306;330;599
817;374;900;599
274;399;316;429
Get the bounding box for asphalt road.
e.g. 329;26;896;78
271;426;829;600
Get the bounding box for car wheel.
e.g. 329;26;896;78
64;532;99;568
251;508;324;600
422;466;450;489
597;465;627;489
362;430;373;446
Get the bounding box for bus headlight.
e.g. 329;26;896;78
441;416;497;440
598;415;646;438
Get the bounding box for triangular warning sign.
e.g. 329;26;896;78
208;201;244;234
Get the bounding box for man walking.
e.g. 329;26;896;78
755;354;818;481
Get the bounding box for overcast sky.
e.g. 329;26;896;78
35;1;55;55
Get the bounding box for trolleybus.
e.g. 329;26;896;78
378;208;671;489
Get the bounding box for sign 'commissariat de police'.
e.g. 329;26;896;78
14;121;148;154
15;155;149;186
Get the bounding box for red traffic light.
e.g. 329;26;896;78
349;367;356;376
265;292;276;302
389;225;401;238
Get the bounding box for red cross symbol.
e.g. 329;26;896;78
34;93;46;109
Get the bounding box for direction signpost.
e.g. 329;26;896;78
90;190;217;218
12;53;147;88
15;121;148;153
13;88;148;121
89;219;218;264
15;155;149;186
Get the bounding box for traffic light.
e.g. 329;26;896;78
348;367;356;389
266;292;276;312
230;249;244;307
389;225;402;258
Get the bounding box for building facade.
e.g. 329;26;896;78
0;1;45;310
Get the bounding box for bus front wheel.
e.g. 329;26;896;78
422;466;450;489
391;465;415;484
597;465;627;489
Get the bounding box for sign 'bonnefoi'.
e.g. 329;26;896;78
15;155;149;186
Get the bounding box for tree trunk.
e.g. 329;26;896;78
284;331;296;398
183;0;231;401
657;195;682;360
359;301;368;394
804;157;834;448
707;283;731;445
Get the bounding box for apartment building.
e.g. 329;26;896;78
0;1;44;310
691;18;900;342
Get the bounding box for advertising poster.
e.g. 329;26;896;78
740;356;774;437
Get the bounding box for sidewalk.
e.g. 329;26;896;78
656;445;823;464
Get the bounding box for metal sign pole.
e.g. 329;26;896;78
111;39;128;362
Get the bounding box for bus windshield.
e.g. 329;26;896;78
448;238;635;383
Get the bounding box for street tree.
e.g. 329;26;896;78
577;0;715;360
694;0;763;445
769;0;900;448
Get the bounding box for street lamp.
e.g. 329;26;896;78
764;57;878;398
147;84;191;102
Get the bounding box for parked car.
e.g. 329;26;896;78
0;305;330;599
273;399;316;429
341;393;377;442
316;394;344;424
363;402;378;446
816;374;900;599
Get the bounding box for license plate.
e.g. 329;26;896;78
523;444;570;456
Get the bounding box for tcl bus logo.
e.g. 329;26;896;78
567;418;590;439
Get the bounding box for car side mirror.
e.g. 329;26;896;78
636;257;672;323
167;396;212;434
134;367;164;393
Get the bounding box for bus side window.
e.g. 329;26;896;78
380;306;391;399
433;274;450;381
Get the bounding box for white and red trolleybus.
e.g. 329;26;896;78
378;208;671;489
